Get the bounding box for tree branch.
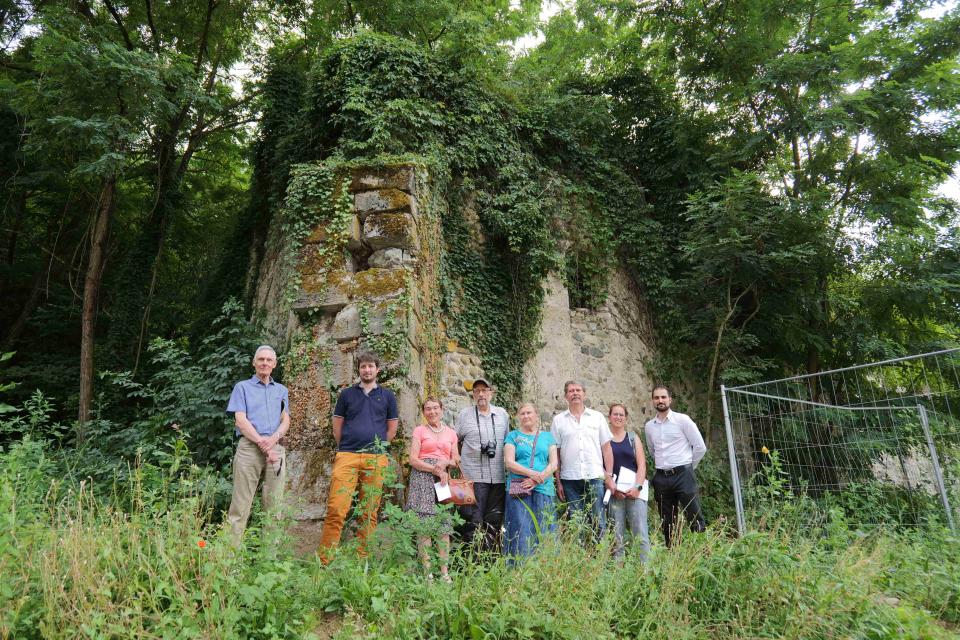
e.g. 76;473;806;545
144;0;160;53
195;0;217;73
103;0;135;51
0;60;38;75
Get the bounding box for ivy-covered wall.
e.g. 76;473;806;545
253;161;444;535
244;33;674;542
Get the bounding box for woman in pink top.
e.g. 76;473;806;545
406;397;460;581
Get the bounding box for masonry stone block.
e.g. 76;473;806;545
346;213;364;252
329;347;356;388
369;247;417;269
350;167;415;193
363;212;418;251
355;188;412;217
332;304;362;341
363;303;396;335
293;287;349;315
349;268;408;302
397;386;420;435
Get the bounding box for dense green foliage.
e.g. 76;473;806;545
2;437;959;639
3;0;959;430
1;4;959;636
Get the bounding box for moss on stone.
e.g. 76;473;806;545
373;212;413;237
297;244;347;279
348;268;408;299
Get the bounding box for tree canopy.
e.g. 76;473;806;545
0;0;957;447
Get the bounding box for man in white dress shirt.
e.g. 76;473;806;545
644;385;707;546
551;380;615;535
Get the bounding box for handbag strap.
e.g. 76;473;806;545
524;430;540;470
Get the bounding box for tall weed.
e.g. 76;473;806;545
2;436;957;639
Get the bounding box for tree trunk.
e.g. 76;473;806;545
0;190;28;298
106;140;182;371
705;283;755;446
3;268;45;351
78;177;115;433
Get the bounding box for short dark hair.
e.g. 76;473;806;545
651;384;671;398
356;351;380;368
608;403;629;417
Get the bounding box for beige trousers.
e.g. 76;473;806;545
227;437;286;543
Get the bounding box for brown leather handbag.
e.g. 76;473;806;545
440;465;476;506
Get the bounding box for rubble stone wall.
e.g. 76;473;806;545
256;162;663;548
254;163;444;544
439;270;660;434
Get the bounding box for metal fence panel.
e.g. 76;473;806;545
722;349;960;534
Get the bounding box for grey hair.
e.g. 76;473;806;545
253;345;277;360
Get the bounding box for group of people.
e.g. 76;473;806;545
225;347;708;576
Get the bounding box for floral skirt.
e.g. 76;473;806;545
405;458;454;535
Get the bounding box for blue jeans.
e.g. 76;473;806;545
560;478;606;535
504;491;557;560
607;497;650;561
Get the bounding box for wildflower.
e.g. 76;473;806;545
761;446;770;455
197;539;206;549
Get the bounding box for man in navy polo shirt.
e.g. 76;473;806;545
226;345;290;543
318;351;399;562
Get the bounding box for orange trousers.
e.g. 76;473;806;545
318;451;389;563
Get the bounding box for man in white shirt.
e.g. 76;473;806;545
644;385;707;547
551;380;615;535
455;378;510;551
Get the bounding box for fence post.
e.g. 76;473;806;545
721;385;746;536
917;404;956;533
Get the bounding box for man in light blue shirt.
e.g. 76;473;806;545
226;345;290;543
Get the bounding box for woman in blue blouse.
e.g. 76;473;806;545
503;402;558;560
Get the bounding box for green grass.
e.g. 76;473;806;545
1;437;958;639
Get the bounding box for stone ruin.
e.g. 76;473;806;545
253;162;660;546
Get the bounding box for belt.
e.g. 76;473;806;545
657;465;688;476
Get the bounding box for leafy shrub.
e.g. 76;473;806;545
0;439;321;640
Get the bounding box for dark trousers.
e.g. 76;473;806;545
458;482;505;552
652;465;706;547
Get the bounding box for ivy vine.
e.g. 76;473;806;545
278;161;354;307
255;33;648;406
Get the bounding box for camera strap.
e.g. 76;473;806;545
476;406;496;477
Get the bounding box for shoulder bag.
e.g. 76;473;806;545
508;431;540;498
439;464;476;506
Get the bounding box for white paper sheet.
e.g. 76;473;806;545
616;467;637;492
639;479;649;502
434;481;451;502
